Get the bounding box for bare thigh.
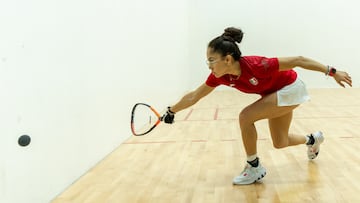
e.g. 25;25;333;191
239;92;298;125
239;92;299;155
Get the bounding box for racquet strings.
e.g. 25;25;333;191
132;104;159;135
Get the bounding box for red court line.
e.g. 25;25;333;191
221;139;239;142
295;116;358;119
183;109;193;121
124;139;242;145
177;115;358;122
191;140;207;142
124;140;177;144
214;108;219;120
124;136;357;145
177;118;236;122
177;107;358;122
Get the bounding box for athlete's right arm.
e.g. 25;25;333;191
170;83;215;113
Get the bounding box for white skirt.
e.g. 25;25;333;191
277;77;310;106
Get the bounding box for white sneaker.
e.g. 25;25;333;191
233;163;266;185
307;131;324;160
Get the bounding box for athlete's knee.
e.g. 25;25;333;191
272;139;289;149
239;109;254;127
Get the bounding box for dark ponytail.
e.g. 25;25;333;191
208;27;243;60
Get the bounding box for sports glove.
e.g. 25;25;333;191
161;107;175;124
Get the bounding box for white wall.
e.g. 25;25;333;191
0;0;189;202
1;0;359;202
188;0;360;89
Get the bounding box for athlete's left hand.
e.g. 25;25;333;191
334;71;352;87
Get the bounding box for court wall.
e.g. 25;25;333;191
0;0;189;202
1;0;359;202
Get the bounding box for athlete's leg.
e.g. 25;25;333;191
239;92;298;156
234;92;299;185
267;107;324;160
268;111;306;149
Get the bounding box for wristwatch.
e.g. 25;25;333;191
327;66;337;76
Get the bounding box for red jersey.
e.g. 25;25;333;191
206;56;297;96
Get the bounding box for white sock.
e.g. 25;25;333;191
305;135;310;144
247;154;257;162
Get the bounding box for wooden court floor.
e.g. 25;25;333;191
53;88;360;203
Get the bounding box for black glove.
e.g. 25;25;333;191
161;107;175;124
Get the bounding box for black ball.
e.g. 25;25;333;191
18;135;31;147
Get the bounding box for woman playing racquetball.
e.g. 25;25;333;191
161;27;352;185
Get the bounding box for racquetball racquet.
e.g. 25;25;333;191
130;103;162;136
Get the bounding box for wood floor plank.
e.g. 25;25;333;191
52;88;360;203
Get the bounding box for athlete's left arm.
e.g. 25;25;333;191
278;56;352;87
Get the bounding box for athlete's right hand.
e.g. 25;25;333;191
161;107;175;124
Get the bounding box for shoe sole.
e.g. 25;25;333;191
256;171;267;182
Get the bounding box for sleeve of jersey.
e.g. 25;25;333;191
267;57;280;72
254;57;280;76
205;73;220;87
